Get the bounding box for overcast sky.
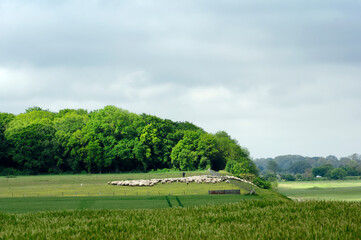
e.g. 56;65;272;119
1;0;360;158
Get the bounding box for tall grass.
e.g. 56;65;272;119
1;200;360;239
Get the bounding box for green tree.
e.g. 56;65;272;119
214;131;257;174
197;134;221;170
6;123;58;174
82;106;141;172
329;168;347;180
0;113;15;168
312;164;333;177
5;110;58;174
267;160;279;173
288;160;311;174
54;111;89;172
170;130;202;170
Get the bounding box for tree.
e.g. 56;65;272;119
139;124;162;170
25;106;48;113
1;107;262;175
54;111;88;172
197;134;221;170
6;123;58;174
81;106;141;172
288;160;311;174
312;164;333;177
171;130;202;169
0;113;15;168
329;168;347;180
267;160;279;173
4;110;58;174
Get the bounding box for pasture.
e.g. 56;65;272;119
0;170;287;213
277;180;361;201
0;171;214;198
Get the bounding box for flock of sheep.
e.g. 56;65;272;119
108;175;256;187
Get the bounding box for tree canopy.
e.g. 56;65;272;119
0;106;255;175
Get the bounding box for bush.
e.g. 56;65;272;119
263;172;277;182
238;173;256;181
253;177;272;189
281;174;296;181
0;168;21;176
150;168;173;173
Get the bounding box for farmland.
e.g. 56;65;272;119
1;172;361;239
278;180;361;201
0;170;287;213
0;171;259;198
1;200;360;239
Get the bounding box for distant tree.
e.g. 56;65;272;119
263;172;277;182
329;168;347;180
288;160;312;174
281;174;296;181
312;164;333;177
267;160;279;173
303;168;313;180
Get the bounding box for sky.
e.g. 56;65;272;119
1;0;360;159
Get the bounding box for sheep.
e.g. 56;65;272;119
108;174;257;187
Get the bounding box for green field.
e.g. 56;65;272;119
1;200;360;239
0;195;262;214
278;180;361;201
0;171;286;213
1;172;361;239
0;171;215;198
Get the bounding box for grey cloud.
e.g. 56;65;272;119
1;0;360;157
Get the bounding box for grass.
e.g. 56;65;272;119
0;200;360;239
0;170;216;198
0;195;264;214
0;170;287;214
278;179;361;201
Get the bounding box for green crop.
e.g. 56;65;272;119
0;200;360;239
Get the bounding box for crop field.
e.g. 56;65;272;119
278;180;361;201
1;200;360;239
0;195;262;214
1;172;360;239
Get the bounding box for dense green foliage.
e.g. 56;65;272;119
0;106;256;175
0;200;360;239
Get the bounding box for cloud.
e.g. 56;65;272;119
0;0;360;158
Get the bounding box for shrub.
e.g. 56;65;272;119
281;174;296;181
0;168;21;176
253;177;272;189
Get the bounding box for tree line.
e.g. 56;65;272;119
255;154;361;181
0;106;257;176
